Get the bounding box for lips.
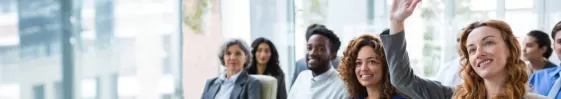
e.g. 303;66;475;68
477;59;492;68
359;74;373;79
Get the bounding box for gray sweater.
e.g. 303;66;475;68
379;30;548;99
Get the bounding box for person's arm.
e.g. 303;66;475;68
380;29;454;98
247;79;262;99
201;78;214;99
277;73;287;99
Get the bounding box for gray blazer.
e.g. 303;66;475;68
290;56;341;86
380;30;547;99
201;70;262;99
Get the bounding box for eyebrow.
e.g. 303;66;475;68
467;36;495;47
357;57;376;60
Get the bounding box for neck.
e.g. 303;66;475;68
529;58;547;71
226;69;241;78
483;71;507;99
365;85;381;99
312;65;331;77
257;64;267;74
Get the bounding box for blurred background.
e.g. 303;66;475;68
1;0;561;99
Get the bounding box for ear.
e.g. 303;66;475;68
330;53;337;60
540;46;547;54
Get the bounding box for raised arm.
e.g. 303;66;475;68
382;0;454;98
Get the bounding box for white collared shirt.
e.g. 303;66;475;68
288;67;348;99
214;70;242;99
435;57;463;87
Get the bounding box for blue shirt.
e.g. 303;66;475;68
215;71;242;99
529;65;561;99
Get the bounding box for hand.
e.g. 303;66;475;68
390;0;422;22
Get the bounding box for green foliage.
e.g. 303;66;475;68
184;0;209;34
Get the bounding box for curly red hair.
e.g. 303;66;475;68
454;20;528;99
338;34;402;99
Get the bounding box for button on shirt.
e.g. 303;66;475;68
288;67;348;99
214;71;242;99
529;65;561;99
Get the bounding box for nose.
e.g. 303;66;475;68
359;62;368;71
228;54;237;60
474;48;487;59
308;48;319;58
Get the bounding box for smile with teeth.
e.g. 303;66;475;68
478;60;492;67
360;74;373;79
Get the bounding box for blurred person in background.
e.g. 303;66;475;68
291;24;342;87
434;29;464;87
338;34;407;99
529;21;561;99
381;0;546;98
522;30;556;74
201;39;262;99
288;26;347;99
247;37;287;99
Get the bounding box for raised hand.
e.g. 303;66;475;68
390;0;422;22
389;0;421;35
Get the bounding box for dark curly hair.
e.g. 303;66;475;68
338;34;402;99
306;24;341;53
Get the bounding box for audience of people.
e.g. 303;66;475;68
200;0;561;98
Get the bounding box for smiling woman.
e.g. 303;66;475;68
338;34;406;99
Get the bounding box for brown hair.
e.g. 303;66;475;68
552;21;561;39
338;34;401;99
454;20;528;99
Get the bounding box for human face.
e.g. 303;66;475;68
224;44;247;73
554;31;561;60
255;43;272;65
465;26;510;79
355;46;384;87
522;36;545;61
306;35;332;71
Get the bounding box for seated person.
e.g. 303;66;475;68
338;34;407;99
291;24;342;87
201;39;262;99
529;21;561;99
288;26;347;99
247;37;287;99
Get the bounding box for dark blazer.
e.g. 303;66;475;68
290;56;341;86
201;70;262;99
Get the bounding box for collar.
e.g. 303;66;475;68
312;67;336;82
549;64;561;77
219;70;243;83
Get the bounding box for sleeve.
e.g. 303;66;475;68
201;78;214;99
379;29;455;99
277;73;288;99
247;79;262;99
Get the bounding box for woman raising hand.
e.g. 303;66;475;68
381;0;547;98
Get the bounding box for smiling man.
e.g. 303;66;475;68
288;25;347;99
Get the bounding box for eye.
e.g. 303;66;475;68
468;48;476;55
484;41;494;46
368;60;376;64
307;46;312;51
235;52;242;56
355;61;362;67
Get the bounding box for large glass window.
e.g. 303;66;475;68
0;0;183;98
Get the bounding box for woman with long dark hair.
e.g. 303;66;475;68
247;37;287;99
